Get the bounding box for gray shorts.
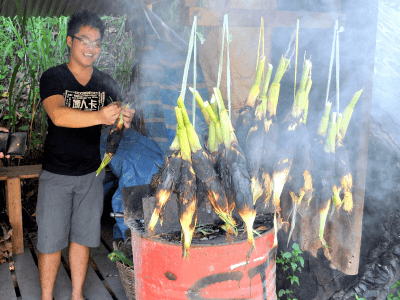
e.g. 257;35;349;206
36;169;106;254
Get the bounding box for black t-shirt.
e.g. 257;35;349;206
40;64;122;176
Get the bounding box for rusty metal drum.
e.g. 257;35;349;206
131;228;277;300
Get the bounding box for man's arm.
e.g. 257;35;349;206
42;95;122;128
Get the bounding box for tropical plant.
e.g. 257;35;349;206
277;242;304;300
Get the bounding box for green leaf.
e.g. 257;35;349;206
196;31;205;44
292;243;300;251
282;252;292;259
392;281;400;289
299;256;305;268
19;125;29;131
278;289;286;297
291;262;297;271
292;276;300;286
108;250;133;267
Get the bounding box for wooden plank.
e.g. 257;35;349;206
90;242;128;300
61;248;113;300
13;246;42;299
6;177;23;254
0;260;17;300
0;164;42;180
53;264;73;300
180;7;346;28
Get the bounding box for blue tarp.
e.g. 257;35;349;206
100;129;164;238
103;1;209;238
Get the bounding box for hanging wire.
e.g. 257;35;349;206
325;20;338;105
180;16;197;102
217;15;227;89
256;17;265;70
294;19;299;102
193;17;197;128
336;21;344;114
225;14;231;117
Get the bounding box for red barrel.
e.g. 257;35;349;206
131;228;277;300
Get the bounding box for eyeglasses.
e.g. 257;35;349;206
72;35;102;49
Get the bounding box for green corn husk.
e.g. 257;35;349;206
331;184;342;216
298;60;312;93
319;199;331;249
108;250;133;267
339;88;364;139
292;60;312;119
214;87;234;147
179;103;237;234
96;104;129;176
273;55;290;84
318;102;332;138
303;75;312;124
175;107;196;259
176;107;191;162
97;153;113;176
324;112;337;154
170;134;180;150
189;87;210;125
258;63;273;114
210;94;218;115
246;55;266;107
205;102;223;146
268;83;280;117
268;56;290;116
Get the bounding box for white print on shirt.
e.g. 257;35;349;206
64;90;105;111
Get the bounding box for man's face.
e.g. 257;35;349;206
67;25;101;68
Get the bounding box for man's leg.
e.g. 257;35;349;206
38;250;62;300
69;170;105;300
69;241;90;300
36;170;74;299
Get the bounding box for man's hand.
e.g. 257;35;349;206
123;108;135;128
0;127;10;159
99;103;122;126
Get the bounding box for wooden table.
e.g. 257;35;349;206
0;164;42;254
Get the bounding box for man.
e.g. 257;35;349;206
38;10;134;300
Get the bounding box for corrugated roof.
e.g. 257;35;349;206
0;0;163;18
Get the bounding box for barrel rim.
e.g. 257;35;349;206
127;223;275;248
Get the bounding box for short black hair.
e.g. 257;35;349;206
67;10;105;40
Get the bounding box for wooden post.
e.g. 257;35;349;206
5;177;23;254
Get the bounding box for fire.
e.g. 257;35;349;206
261;172;272;204
272;168;290;210
148;189;173;234
342;173;353;212
157;189;172;206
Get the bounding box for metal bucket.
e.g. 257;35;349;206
131;228;277;300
